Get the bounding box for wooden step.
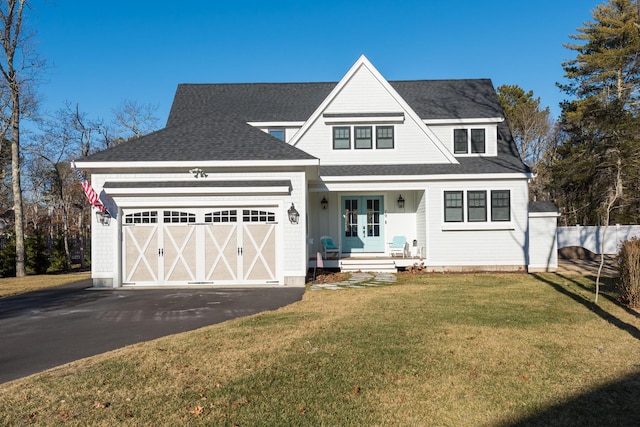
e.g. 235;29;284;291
339;259;397;273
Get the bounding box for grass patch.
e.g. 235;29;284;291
0;272;90;298
1;273;639;426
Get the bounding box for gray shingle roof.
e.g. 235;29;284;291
165;79;503;127
529;201;559;213
80;78;527;175
81;114;316;162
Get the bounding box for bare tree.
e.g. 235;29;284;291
0;0;44;276
111;99;159;141
27;105;98;269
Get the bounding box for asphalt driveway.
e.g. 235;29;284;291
0;280;305;384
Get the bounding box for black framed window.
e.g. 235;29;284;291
333;126;350;149
467;191;487;222
454;129;468;154
491;190;511;221
444;191;464;222
376;126;394;149
471;129;486;153
354;126;372;149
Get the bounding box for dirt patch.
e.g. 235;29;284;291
558;246;599;261
557;257;619;277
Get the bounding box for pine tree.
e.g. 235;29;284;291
551;0;640;225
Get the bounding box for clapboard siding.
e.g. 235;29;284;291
425;179;529;267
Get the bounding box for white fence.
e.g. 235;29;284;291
557;225;640;254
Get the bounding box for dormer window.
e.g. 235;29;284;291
333;126;351;149
376;126;394;149
269;129;285;141
332;125;395;150
354;126;372;149
454;128;486;154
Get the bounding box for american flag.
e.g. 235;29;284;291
72;162;107;213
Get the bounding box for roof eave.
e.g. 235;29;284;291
74;159;320;170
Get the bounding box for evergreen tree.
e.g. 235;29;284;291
497;84;552;167
25;229;49;274
551;0;640;225
497;85;554;201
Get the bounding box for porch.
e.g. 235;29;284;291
309;253;424;273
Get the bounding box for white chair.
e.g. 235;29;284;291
389;235;409;258
320;236;340;259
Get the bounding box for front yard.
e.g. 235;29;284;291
1;273;639;426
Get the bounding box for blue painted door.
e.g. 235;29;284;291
341;196;385;253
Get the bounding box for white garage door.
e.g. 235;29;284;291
123;208;279;285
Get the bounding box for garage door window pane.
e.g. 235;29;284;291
205;210;238;223
164;211;196;223
125;211;157;224
243;210;275;222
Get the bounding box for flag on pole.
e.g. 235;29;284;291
72;161;107;213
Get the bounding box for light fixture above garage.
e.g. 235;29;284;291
321;196;328;210
95;210;111;226
189;168;208;178
397;194;405;209
288;203;300;224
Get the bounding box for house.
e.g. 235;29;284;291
75;55;546;288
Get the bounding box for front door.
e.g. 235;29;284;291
341;196;385;253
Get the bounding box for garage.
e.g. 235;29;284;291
122;208;279;286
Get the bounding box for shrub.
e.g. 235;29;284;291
0;233;16;277
617;237;640;308
48;234;70;272
26;229;50;274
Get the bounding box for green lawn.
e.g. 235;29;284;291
1;273;639;426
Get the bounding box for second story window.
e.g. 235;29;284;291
454;128;486;154
354;126;372;149
376;126;394;149
471;129;485;153
333;126;351;149
332;125;395;150
454;129;468;154
269;129;285;141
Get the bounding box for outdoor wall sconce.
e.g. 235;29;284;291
397;195;405;209
95;210;111;226
321;196;328;210
288;203;300;224
189;167;208;178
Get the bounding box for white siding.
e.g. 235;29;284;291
425;179;529;269
429;124;498;157
529;214;559;272
294;64;453;165
89;169;308;287
415;190;427;257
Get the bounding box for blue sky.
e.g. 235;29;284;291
30;0;596;127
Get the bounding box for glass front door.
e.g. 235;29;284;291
341;196;385;253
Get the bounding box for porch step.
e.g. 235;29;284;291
339;259;397;273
